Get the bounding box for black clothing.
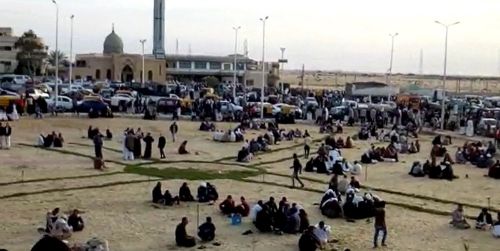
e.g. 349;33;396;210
298;231;319;251
179;185;195;201
53;137;63;148
163;190;180;206
31;235;70;251
133;136;142;158
93;134;103;158
0;125;5;136
67;214;84;232
152;185;162;203
198;222;216;241
304;145;310;159
197;185;208;203
170;123;178;134
476;212;493;225
175;223;196;247
143;135;154;159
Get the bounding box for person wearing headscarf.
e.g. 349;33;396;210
178;140;189;154
142;132;154;159
152;182;163;203
179;182;195;201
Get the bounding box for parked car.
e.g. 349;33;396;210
110;92;135;112
477;118;497;137
273;103;303;119
46;96;73;112
26;88;50;99
156;97;180;114
0;89;24;111
77;100;109;114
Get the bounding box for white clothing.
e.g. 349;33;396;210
313;224;331;244
5;135;10;149
337;179;349;194
51;217;72;238
352;194;364;207
492;225;500;238
250;204;262;222
466;120;474;137
37;135;45;146
122;134;128;159
351;163;362;175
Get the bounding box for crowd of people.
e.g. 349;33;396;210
450;204;500;237
37;131;64;148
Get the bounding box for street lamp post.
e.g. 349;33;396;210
387;33;398;85
435;20;460;130
259;16;269;120
280;47;286;94
140;39;146;87
232;26;241;102
69;14;74;90
52;0;59;108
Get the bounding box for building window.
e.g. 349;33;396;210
159;64;162;75
209;62;221;70
179;61;191;69
95;69;101;80
194;61;207;69
106;69;111;80
76;75;81;80
148;70;153;81
236;63;245;70
223;63;231;71
76;60;86;67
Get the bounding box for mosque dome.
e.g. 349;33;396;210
103;26;123;54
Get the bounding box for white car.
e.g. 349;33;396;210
273;103;303;117
47;96;73;111
110;93;135;112
27;88;50;99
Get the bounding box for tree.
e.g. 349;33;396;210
14;30;48;76
203;76;220;88
48;50;68;67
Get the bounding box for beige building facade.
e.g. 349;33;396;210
0;27;19;74
72;27;166;83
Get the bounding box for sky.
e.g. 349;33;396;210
3;0;500;76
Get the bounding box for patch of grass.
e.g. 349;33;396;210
124;165;261;181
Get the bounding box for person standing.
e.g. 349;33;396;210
124;131;135;161
142;132;154;159
373;202;387;248
304;134;311;159
170;122;178;142
93;129;103;159
0;122;5;149
158;133;166;159
291;153;304;188
5;122;12;149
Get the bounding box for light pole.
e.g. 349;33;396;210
435;20;460;130
280;47;286;94
387;33;398;85
140;39;146;87
232;26;241;102
52;0;59;108
259;16;269;120
69;14;74;89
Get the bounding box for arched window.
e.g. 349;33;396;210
148;70;153;81
95;69;101;80
106;69;111;80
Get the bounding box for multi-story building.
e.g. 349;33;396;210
0;27;18;74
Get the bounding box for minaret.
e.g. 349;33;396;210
153;0;166;59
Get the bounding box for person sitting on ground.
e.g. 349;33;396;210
432;135;442;146
265;197;278;216
53;133;64;148
476;208;493;230
237;147;252;162
198;217;216;242
163;189;180;206
336;137;345;148
254;204;273;232
313;221;332;247
106;129;113;140
283;203;301;234
344;136;353;149
178;140;190;154
409;161;425;177
350;176;361;189
443;149;455;164
451;204;471;229
338;175;349;194
304;158;315;172
408;142;418;154
298;226;321;251
31;235;70;251
440;161;458;180
383;143;399;162
197;182;209;203
235;196;250;217
442;135;452;145
493;212;500;238
455;147;467;164
179;182;195;201
175;217;196;247
219;195;236;215
250;200;264;223
207;182;219;202
67;209;84;232
477;154;494;169
415;139;421;153
488;160;500;179
487;141;496;156
45;208;60;233
152;182;163;204
351;161;362;176
298;209;310;233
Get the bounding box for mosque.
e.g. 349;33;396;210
72;0;279;86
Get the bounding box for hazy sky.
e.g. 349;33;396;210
3;0;500;76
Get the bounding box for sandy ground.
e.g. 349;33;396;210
1;117;499;251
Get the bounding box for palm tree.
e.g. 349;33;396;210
14;30;48;76
48;50;68;67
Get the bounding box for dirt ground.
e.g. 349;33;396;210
1;117;499;251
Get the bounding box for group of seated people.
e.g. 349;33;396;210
319;121;343;135
213;129;243;143
324;135;353;150
450;204;500;238
175;216;217;248
360;144;399;164
152;182;219;206
455;141;497;167
409;159;457;180
321;180;383;220
37;132;64;148
357;123;378;140
199;120;216;132
42;207;85;241
236;136;272;162
218;195;251;217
